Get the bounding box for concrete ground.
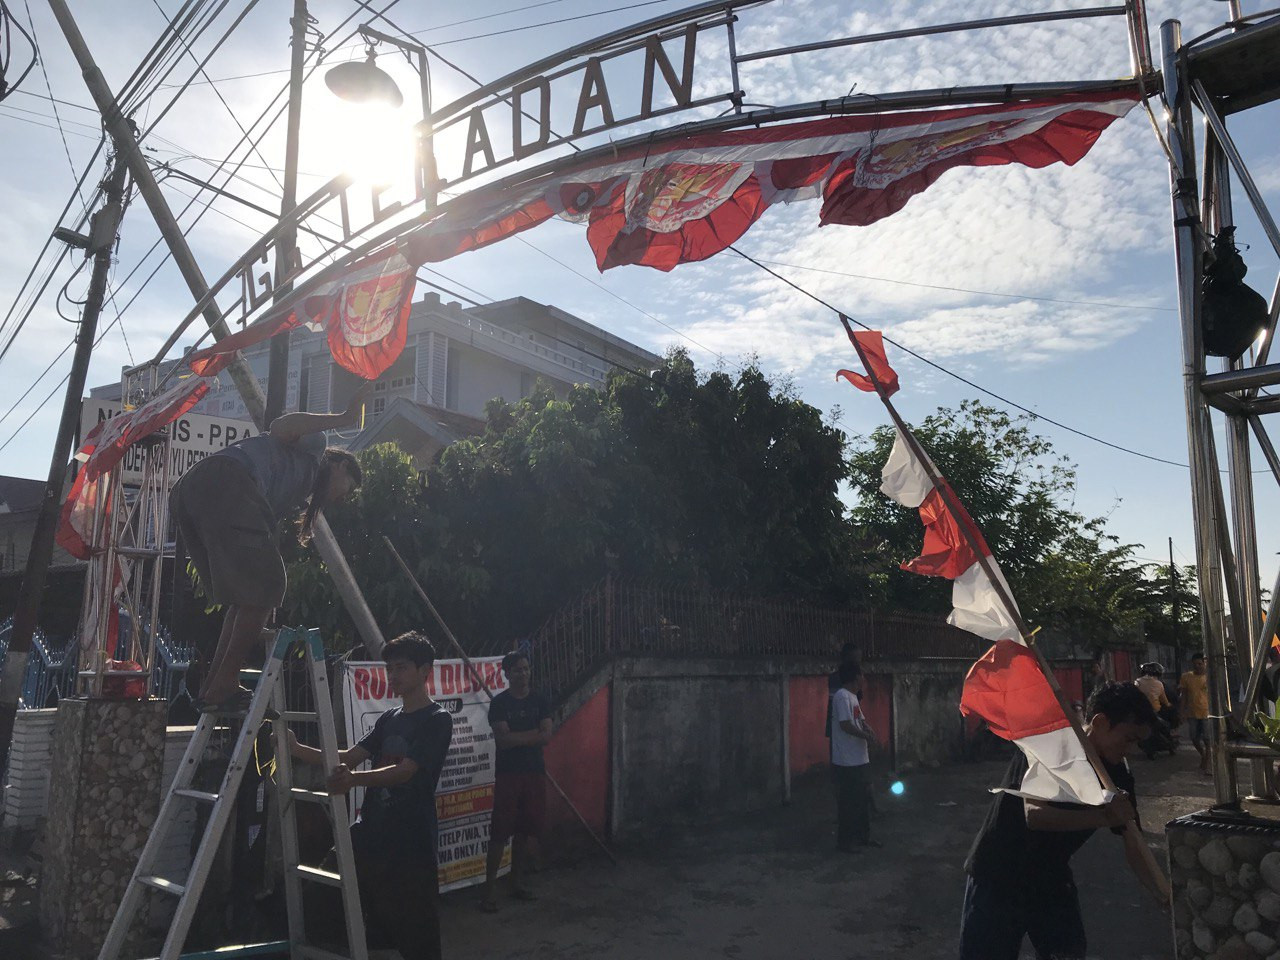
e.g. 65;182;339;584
440;747;1217;960
0;745;1218;960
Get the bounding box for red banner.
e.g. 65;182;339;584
401;92;1137;273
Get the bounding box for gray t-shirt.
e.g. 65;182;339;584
215;432;326;521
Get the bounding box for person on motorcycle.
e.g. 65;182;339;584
1135;663;1177;759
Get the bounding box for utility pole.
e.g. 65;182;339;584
264;0;310;426
0;156;130;778
41;0;385;640
1170;536;1181;677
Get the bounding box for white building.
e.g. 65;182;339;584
89;293;660;465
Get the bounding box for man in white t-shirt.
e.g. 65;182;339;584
831;661;877;852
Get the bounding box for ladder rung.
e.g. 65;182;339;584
281;710;318;722
173;788;219;804
289;787;331;804
295;865;343;887
297;946;360;960
138;875;185;896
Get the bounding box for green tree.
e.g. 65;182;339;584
279;351;861;650
846;400;1190;646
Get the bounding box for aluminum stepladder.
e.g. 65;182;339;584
98;626;368;960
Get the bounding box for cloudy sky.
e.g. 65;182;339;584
3;0;1279;577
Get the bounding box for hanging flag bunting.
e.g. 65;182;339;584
836;328;899;397
401;92;1137;273
188;249;416;381
838;325;1106;806
57;375;211;559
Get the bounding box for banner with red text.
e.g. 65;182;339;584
342;657;511;892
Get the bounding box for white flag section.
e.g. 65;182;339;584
342;657;512;892
876;427;1103;805
878;428;1021;644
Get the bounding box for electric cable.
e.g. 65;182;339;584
146;0;281;191
746;258;1178;314
21;0;87;204
730;244;1195;469
0;0;37;101
166;0;686;86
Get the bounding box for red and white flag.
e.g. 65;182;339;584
188;249;416;381
56;375;211;559
842;334;1105;805
402;92;1136;273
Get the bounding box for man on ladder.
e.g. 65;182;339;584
289;632;453;960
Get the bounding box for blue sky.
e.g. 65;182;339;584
3;0;1279;577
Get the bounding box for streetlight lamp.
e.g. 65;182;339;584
324;24;439;207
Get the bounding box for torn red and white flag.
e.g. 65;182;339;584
401;92;1137;272
841;333;1105;805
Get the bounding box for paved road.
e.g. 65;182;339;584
440;748;1215;960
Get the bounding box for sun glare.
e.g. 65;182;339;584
315;95;417;188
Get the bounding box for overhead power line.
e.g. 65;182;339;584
730;245;1193;469
748;258;1178;314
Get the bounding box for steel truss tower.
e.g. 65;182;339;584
1161;11;1280;812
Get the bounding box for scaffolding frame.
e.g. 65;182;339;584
1160;10;1280;811
75;363;174;698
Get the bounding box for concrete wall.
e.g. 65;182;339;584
891;667;966;768
610;659;786;838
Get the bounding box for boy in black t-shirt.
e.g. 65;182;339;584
958;682;1165;960
288;632;453;960
480;650;552;912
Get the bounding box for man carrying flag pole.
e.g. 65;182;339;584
836;318;1169;958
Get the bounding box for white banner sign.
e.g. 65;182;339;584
342;657;511;892
80;399;257;487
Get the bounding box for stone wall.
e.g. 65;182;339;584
39;698;166;959
1168;814;1280;960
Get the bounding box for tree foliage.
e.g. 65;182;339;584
846;400;1198;650
279;368;1197;657
280;350;860;651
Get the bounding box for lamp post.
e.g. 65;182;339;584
324;24;438;207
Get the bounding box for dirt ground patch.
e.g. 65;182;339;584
0;745;1218;959
440;748;1216;960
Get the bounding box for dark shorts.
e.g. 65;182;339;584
959;873;1085;960
490;770;546;841
1187;717;1209;742
171;457;286;609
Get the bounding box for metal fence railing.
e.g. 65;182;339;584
0;617;81;709
523;578;985;707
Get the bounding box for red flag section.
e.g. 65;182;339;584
836;329;899;397
187;249;416;381
901;484;992;579
960;640;1069;741
401;93;1136;273
56;376;210;559
320;249;415;380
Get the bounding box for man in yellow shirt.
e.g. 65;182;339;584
1179;652;1210;775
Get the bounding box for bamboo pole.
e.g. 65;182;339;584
840;316;1171;905
381;537;619;865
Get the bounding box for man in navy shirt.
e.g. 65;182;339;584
290;632;452;960
171;386;368;712
480;650;552;912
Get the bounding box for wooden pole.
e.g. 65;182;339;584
840;317;1170;903
381;536;619;865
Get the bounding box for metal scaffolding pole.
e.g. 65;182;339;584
1161;18;1238;806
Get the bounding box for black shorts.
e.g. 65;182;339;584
959;874;1085;960
171;457;286;608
